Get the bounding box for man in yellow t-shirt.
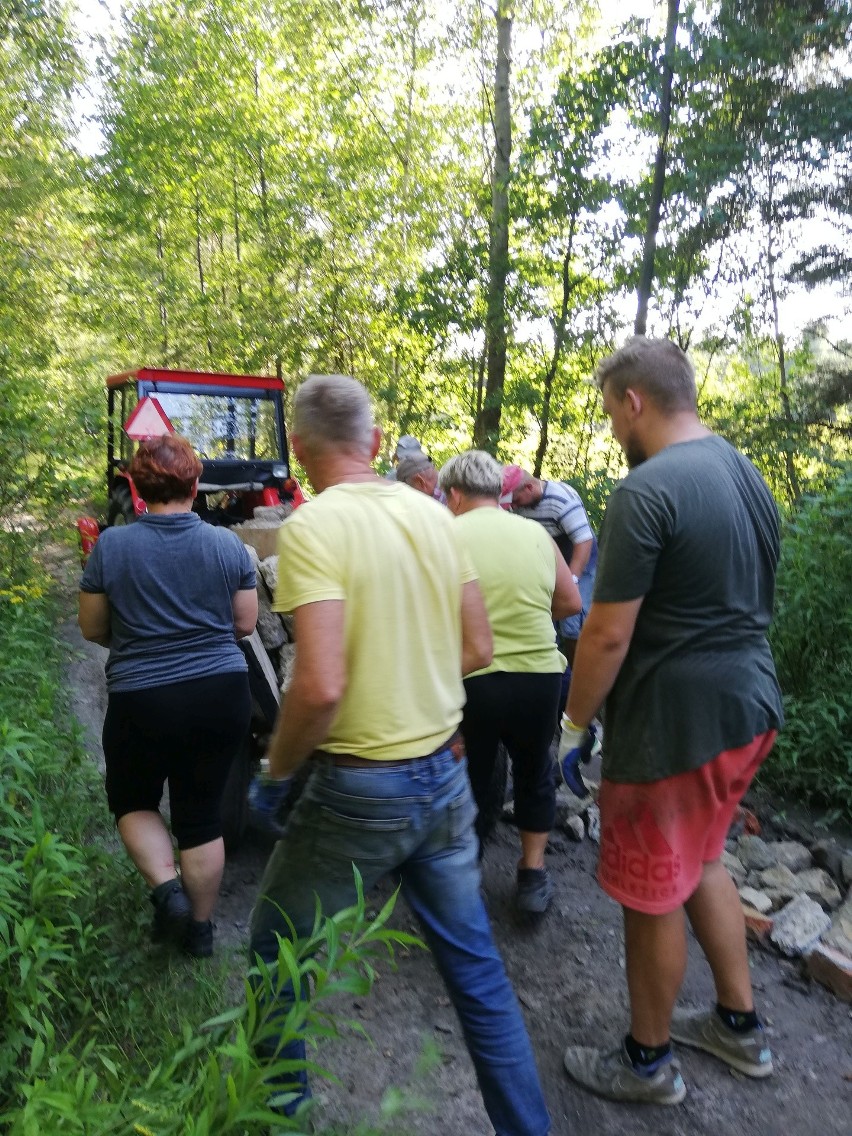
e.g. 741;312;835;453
439;451;580;917
248;375;551;1136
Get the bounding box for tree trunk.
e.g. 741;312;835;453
766;167;802;504
533;220;578;476
474;6;512;454
635;0;680;336
193;184;213;359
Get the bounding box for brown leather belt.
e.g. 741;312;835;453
314;733;464;769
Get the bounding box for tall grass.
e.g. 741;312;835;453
0;547;421;1134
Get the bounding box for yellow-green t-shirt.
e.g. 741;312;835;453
273;481;477;760
455;507;565;677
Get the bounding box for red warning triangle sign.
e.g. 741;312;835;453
124;397;175;440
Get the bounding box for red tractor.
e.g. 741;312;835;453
78;367;303;850
105;366;302;524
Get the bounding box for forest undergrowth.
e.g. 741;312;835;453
0;531;423;1136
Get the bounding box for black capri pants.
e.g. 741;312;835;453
102;671;252;850
461;670;561;841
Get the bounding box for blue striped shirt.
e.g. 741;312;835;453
512;481;593;544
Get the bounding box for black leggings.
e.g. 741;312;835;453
102;671;251;850
461;671;561;840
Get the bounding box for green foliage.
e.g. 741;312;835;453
0;545;423;1134
0;3;108;520
763;469;852;815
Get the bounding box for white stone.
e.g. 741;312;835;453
564;815;585;842
794;868;842;910
756;864;798;892
554;784;593;822
585;804;601;844
823;894;852;958
277;642;296;693
770;894;832;957
737;835;774;871
243;542;260;571
259;555;279;594
253;503;293;523
842;852;852;889
771;840;812;873
722;850;747;886
256;608;286;651
739;886;772;914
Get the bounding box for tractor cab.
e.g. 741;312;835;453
106;367;299;525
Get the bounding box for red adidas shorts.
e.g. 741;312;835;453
597;730;777;915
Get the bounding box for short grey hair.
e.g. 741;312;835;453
439;450;503;499
397;452;435;485
596;337;696;413
293;374;374;453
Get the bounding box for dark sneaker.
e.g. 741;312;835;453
516;867;553;915
564;1042;686;1105
670;1007;772;1078
150;880;191;945
184;919;214;958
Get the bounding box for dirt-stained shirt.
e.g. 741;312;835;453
594;435;784;783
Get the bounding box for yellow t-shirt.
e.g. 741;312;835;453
455;507;565;677
273;480;477;760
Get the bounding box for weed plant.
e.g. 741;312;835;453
0;546;423;1134
764;467;852;819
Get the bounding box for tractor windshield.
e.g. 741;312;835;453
148;392;280;462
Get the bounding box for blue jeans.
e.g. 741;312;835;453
558;560;595;640
250;747;550;1136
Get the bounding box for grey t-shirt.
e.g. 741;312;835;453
80;512;255;692
594;435;784;783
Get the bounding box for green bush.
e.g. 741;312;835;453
0;549;422;1134
764;467;852;816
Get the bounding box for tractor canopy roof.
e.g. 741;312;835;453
107;367;284;394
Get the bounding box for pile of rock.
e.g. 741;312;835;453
726;833;852;1002
549;771;852;1002
239;545;296;694
230;503;293;561
554;786;601;845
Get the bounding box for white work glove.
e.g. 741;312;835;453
558;715;597;798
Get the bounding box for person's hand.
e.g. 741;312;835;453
558;715;597;798
248;768;294;837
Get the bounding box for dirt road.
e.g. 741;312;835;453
63;616;852;1136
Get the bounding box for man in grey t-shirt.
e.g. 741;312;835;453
559;338;783;1106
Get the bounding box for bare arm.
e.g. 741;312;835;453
461;579;493;676
565;598;643;727
550;537;582;620
567;536;593;580
232;588;259;639
265;599;346;779
78;592;111;647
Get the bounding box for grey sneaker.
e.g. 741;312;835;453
563;1042;686;1105
670;1007;772;1078
516;867;553;915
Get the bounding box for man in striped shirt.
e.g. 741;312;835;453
510;470;596;665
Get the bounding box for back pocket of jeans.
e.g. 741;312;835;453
318;807;411;834
318;806;412;862
447;789;477;842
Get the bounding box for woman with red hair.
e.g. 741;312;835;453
78;435;258;957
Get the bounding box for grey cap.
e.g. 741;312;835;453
394;434;423;457
396;452;434;485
